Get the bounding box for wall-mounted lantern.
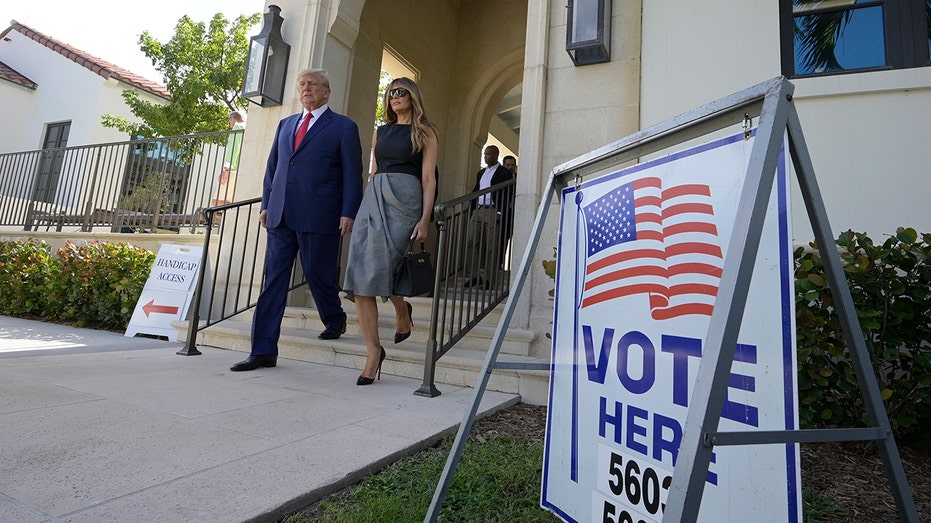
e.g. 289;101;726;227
566;0;612;66
242;5;291;107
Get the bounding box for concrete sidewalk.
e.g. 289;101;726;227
0;316;518;522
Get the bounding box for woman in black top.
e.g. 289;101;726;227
343;77;438;385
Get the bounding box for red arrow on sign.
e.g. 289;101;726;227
142;299;180;318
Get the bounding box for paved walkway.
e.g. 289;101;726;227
0;316;517;522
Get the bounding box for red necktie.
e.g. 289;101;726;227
294;112;312;149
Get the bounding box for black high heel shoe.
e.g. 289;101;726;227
357;346;386;386
394;302;414;344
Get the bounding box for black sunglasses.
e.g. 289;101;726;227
388;87;410;99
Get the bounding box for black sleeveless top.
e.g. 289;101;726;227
374;124;423;179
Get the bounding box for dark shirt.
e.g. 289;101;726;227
374;124;423;179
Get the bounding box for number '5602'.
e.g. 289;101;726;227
602;500;646;523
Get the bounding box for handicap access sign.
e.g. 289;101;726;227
125;244;204;342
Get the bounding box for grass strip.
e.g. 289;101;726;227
284;434;560;522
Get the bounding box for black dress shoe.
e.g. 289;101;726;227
230;355;277;372
318;322;347;340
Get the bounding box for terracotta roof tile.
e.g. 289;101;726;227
4;21;171;100
0;59;37;89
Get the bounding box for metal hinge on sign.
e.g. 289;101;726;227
743;113;752;140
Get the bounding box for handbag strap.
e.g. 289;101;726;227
405;238;426;254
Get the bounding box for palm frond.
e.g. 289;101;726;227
794;9;853;73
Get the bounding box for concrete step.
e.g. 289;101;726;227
233;296;534;356
176;297;550;404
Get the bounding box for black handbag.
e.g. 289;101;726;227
393;239;435;297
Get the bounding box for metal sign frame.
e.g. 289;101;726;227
424;76;918;523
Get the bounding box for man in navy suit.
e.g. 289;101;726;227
463;145;515;290
231;68;363;372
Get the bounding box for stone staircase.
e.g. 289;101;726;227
176;295;552;404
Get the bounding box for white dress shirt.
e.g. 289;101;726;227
477;163;498;206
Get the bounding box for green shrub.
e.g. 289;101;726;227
795;227;931;446
0;239;56;316
46;241;156;331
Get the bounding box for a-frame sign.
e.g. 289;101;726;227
424;76;918;523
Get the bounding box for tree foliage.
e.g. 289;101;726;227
374;70;393;128
103;12;260;138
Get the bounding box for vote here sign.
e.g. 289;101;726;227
541;132;801;523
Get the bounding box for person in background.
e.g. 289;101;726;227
231;69;363;372
342;77;438;385
502;154;517;176
463;145;514;289
499;154;517;267
214;110;245;206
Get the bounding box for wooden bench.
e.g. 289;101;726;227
24;208;115;232
110;209;208;233
23;203;211;234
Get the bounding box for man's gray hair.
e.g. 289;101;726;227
296;68;330;88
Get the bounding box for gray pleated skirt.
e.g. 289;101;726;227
343;172;422;300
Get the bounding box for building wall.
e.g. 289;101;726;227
0;29;164;153
640;1;931;240
442;0;526;193
350;0;461;195
790;73;931;240
0;82;39;151
513;0;642;349
539;0;642;173
237;0;530;200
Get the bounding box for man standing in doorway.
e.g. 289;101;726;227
464;145;514;289
231;69;363;372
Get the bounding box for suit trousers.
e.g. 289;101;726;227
465;206;501;281
251;223;346;356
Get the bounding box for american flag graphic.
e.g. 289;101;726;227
580;176;723;319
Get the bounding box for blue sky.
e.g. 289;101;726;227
2;0;264;83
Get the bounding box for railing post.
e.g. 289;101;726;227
414;207;447;397
177;207;214;356
413;179;517;397
81;150;103;231
23;201;36;231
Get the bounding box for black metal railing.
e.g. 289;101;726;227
416;178;516;397
0;130;243;233
4;129;522;397
179;199;308;355
177;178;517;399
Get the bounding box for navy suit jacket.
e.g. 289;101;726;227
262;108;363;233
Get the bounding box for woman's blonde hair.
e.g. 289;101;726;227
384;77;437;153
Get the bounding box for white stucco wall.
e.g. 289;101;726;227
640;1;931;241
790;71;931;240
0;82;38;150
0;28;164;153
